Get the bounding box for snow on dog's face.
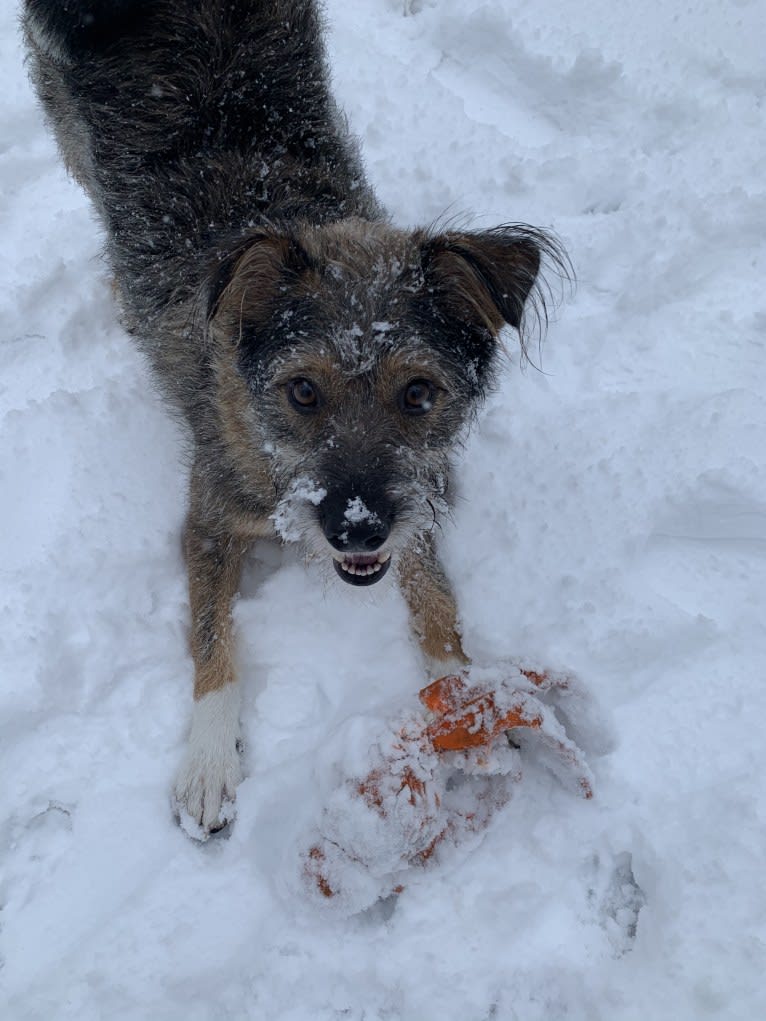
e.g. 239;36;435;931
207;218;564;585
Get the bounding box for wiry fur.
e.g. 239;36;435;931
23;0;570;834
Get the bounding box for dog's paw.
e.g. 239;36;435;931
172;685;243;839
173;745;242;839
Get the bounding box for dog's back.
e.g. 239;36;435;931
23;0;381;324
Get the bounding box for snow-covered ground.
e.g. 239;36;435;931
2;0;765;1017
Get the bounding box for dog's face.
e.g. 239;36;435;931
207;219;558;586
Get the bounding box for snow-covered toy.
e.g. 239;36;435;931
300;663;605;911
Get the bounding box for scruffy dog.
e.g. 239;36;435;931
23;0;568;835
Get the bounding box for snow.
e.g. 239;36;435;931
271;478;328;543
2;0;765;1017
343;496;380;525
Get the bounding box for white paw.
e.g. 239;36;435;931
174;741;242;838
173;685;243;839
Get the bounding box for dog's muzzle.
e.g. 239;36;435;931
320;490;394;586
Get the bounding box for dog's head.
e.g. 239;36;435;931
205;218;567;586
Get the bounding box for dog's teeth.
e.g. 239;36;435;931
377;553;391;564
338;560;385;575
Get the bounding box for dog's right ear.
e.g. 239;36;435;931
417;224;572;362
206;229;316;340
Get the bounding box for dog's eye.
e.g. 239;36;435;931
287;378;321;412
400;379;435;415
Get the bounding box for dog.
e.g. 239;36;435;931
23;0;569;836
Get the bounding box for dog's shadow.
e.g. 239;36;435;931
239;538;289;599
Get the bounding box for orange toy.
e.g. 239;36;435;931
300;664;602;911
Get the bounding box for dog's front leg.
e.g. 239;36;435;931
398;533;470;679
173;511;249;837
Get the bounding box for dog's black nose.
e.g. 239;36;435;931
326;521;390;552
320;493;393;552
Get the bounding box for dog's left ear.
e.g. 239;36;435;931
206;229;314;327
420;225;566;339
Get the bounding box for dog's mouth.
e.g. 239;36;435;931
331;551;392;586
